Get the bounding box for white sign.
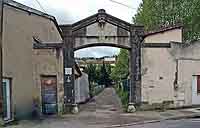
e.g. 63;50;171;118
65;68;72;75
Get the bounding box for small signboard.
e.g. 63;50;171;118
65;68;72;75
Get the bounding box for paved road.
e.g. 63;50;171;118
77;87;154;125
124;118;200;128
6;87;200;128
6;87;127;128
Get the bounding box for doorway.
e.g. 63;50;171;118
192;75;200;105
2;78;11;121
41;76;57;115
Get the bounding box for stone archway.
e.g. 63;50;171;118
60;9;144;112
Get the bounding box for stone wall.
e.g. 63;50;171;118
141;48;176;104
142;28;182;106
2;4;62;118
33;49;64;115
172;42;200;106
142;27;200;108
74;22;130;49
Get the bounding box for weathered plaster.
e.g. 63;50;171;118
142;28;182;105
141;48;176;104
2;5;62;118
33;49;64;115
142;27;200;107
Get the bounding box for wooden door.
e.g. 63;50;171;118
41;76;57;115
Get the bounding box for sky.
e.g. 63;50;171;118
15;0;142;58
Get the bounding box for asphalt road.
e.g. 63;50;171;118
124;118;200;128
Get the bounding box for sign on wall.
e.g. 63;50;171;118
65;68;72;75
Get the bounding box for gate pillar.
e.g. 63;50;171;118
63;25;77;113
128;25;144;112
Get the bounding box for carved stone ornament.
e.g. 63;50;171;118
97;9;106;29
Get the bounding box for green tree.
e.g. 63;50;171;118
133;0;200;41
84;64;102;97
98;63;112;87
84;64;97;83
111;49;129;82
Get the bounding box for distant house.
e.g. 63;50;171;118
75;56;116;66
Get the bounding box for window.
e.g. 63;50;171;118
197;75;200;94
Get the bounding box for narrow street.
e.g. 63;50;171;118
64;87;158;126
5;87;154;128
76;87;124;125
5;87;200;128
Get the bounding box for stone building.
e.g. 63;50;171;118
142;25;200;109
0;0;88;121
1;0;63;120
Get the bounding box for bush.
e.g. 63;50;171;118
115;83;129;111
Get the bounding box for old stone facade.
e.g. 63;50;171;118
33;49;64;115
142;26;200;109
2;0;63;119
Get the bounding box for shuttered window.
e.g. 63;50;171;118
197;75;200;94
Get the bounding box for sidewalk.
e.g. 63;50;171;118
106;107;200;128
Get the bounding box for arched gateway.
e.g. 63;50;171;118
35;9;144;112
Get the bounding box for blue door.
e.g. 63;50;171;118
41;76;57;115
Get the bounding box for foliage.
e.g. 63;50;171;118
115;83;129;111
98;63;112;86
84;63;112;88
84;64;98;83
111;49;129;81
133;0;200;41
110;49;129;109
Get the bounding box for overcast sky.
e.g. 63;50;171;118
15;0;142;58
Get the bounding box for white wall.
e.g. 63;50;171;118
75;72;90;103
142;28;182;104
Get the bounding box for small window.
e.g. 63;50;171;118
197;75;200;94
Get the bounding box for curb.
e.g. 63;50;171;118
102;113;200;128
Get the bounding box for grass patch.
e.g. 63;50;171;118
115;83;129;111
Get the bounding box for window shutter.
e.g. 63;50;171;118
197;76;200;94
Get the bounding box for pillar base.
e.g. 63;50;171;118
71;104;79;114
127;103;136;113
